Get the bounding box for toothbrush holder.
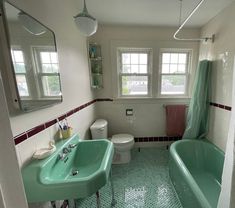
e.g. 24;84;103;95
61;127;73;139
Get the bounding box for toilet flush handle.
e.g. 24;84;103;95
98;127;105;131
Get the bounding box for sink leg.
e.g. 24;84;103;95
51;201;56;208
96;191;101;208
110;169;117;207
67;199;76;208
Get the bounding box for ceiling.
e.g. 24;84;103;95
81;0;234;27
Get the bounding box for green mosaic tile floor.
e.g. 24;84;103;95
77;147;182;208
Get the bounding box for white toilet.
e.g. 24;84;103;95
90;119;134;164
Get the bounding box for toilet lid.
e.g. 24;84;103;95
90;119;107;129
111;134;134;144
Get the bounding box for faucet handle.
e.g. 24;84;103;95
62;147;71;154
58;153;66;161
68;143;78;149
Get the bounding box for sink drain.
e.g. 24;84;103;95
71;170;79;176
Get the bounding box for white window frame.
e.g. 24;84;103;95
158;48;192;98
32;46;61;99
117;48;152;98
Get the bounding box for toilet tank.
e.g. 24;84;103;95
90;119;108;139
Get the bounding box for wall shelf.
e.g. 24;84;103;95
88;43;103;89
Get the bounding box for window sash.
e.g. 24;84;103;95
11;48;30;97
159;74;187;95
159;50;191;96
118;48;152;97
32;46;61;98
33;46;58;73
119;74;150;97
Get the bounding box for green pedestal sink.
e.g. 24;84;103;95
21;134;114;203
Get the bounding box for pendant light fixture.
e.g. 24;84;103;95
18;12;46;35
74;0;98;36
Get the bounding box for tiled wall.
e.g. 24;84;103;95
15;98;190;168
199;1;235;151
210;102;232;111
14;99;111;167
14;99;97;145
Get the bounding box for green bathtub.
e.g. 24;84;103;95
169;139;224;208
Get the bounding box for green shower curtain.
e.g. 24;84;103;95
183;60;212;139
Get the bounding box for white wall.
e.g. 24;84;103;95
90;25;200;137
199;1;235;151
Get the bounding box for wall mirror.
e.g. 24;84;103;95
1;2;62;112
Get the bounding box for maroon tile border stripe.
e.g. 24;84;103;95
210;102;232;111
14;98;113;145
134;136;182;143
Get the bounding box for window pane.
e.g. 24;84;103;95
42;64;53;73
170;53;178;63
14;63;26;73
139;54;147;64
131;65;139;73
40;52;50;63
50;52;58;63
139;65;147;73
178;64;186;73
13;51;24;62
162;53;170;63
122;65;131;73
161;75;186;95
131;54;139;64
16;75;29;96
179;54;187;64
11;50;26;73
122;53;130;64
162;64;169;73
122;76;148;95
169;64;178;73
51;64;59;73
42;75;61;96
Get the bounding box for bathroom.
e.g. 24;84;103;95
0;0;234;207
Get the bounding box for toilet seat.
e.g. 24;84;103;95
111;134;134;147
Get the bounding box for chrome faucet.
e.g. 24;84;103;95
58;147;71;161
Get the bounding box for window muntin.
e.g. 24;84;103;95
118;49;151;97
159;50;190;96
11;49;30;97
34;47;61;97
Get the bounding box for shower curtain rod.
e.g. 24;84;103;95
173;0;215;42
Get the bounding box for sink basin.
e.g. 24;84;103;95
22;134;114;203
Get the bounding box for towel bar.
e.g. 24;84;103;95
163;104;189;108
